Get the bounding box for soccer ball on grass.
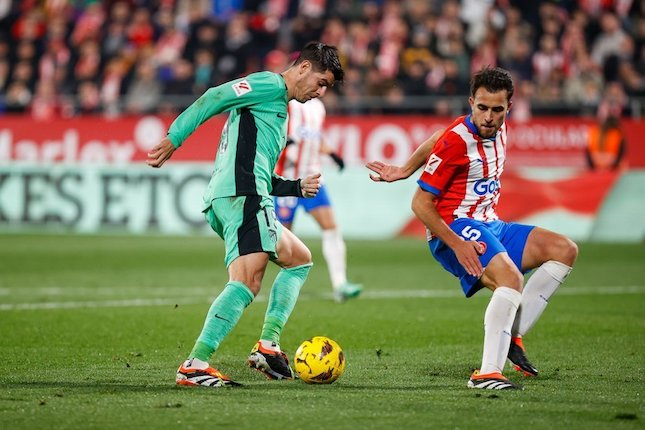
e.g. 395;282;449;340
294;336;345;384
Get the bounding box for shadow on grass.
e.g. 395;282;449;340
0;380;240;394
2;379;454;394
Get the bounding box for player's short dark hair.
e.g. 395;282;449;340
470;67;514;101
294;42;344;83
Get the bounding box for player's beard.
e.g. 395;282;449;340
478;123;498;138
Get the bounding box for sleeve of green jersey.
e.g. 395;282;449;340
166;72;284;148
271;173;302;197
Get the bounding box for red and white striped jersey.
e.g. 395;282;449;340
417;115;507;226
275;98;326;179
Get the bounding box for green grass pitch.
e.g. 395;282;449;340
0;235;643;429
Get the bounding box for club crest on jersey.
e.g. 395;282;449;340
424;154;443;175
232;79;252;96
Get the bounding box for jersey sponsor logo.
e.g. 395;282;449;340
424;154;442;175
232;79;252;96
473;178;500;195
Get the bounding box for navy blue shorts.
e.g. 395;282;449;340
429;219;535;297
274;184;331;224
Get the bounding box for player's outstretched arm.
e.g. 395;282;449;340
366;128;445;183
300;173;321;198
147;137;176;168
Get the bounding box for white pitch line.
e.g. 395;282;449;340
0;285;643;311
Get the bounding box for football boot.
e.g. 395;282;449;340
247;341;294;380
468;370;523;390
507;337;539;377
176;359;240;387
333;282;363;303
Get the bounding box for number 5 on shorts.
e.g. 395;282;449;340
461;226;482;241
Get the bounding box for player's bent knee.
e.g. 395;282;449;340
552;235;578;266
290;245;312;267
275;240;312;268
480;268;524;292
565;238;579;264
246;280;263;296
481;253;524;290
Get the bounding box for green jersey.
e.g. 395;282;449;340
167;71;297;209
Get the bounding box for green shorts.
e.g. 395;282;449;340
204;195;283;268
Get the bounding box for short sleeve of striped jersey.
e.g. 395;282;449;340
417;134;464;196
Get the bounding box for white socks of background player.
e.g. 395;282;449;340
480;287;522;375
322;229;347;289
512;261;572;337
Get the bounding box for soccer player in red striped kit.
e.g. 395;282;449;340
367;67;578;390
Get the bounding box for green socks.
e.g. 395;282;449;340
188;264;312;362
260;264;312;344
189;281;254;362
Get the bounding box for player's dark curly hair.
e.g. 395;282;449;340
294;42;344;83
470;67;514;101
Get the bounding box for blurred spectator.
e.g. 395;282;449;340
460;0;495;48
30;78;59;120
399;60;430;98
438;58;469;96
11;61;36;91
217;14;253;81
532;34;565;84
563;53;603;114
619;59;645;96
193;49;217;92
343;20;372;69
73;40;102;84
0;58;9;92
5;81;32;112
76;80;101;115
11;8;46;41
153;6;187;72
585;115;627;171
338;67;365;115
124;60;162;114
15;40;38;68
71;3;105;47
500;38;533;82
127;8;155;50
103;21;128;62
161;59;194;112
183;21;219;64
100;58;128;117
264;49;289;73
591;12;629;77
383;85;406;114
597;81;629;119
510;79;535;123
470;38;497;75
0;37;9;61
39;37;71;87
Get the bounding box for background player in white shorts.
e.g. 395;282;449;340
275;88;362;303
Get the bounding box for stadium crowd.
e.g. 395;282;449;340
0;0;642;119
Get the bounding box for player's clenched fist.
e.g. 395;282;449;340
300;173;321;198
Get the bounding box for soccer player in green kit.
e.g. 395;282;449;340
146;42;344;387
